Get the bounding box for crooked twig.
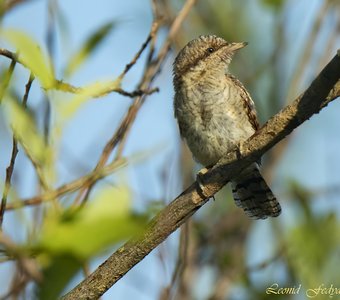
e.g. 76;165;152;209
5;158;127;211
0;74;34;227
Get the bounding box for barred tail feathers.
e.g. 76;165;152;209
231;163;281;219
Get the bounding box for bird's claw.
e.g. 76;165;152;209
196;167;209;198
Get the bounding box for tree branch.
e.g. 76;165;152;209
61;51;340;300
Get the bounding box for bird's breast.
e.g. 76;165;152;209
174;77;255;166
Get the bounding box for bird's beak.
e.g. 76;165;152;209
228;42;248;51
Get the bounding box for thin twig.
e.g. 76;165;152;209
168;222;189;300
0;271;30;300
287;0;331;101
119;21;160;79
245;247;285;272
55;80;159;98
16;75;50;191
0;231;42;282
72;19;163;206
0;137;18;228
0;59;17;227
5;158;127;211
0;48;17;60
0;74;34;227
23;74;34;107
113;0;198;160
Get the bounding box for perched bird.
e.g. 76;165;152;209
173;35;281;219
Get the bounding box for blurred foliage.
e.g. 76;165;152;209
37;186;145;259
286;181;340;289
0;9;144;300
287;213;340;288
36;186;147;299
0;29;55;89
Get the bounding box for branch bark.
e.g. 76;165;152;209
61;52;340;300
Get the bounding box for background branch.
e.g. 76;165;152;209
61;52;340;300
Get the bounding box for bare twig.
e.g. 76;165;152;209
0;48;17;60
0;136;18;228
287;0;331;101
0;270;30;300
0;231;42;282
162;222;190;300
61;51;340;300
246;246;285;272
5;158;127;211
23;74;34;107
119;22;160;79
54;80;159;98
0;74;34;227
15;75;51;191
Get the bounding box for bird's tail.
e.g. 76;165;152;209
230;163;281;219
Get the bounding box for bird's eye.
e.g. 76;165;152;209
207;47;214;53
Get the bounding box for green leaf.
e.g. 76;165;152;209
3;96;54;181
0;29;55;89
37;255;82;300
64;21;116;76
38;186;146;259
57;78;121;120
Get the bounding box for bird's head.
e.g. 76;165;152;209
173;35;247;80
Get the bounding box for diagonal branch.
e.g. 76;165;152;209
61;52;340;300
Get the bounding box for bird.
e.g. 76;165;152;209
173;35;281;219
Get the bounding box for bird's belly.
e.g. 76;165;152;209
183;114;253;166
175;79;256;167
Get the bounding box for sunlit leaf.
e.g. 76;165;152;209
4;96;53;180
0;61;15;103
38;186;146;259
0;29;55;89
57;78;121;119
64;21;116;76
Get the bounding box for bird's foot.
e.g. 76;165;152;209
196;167;210;199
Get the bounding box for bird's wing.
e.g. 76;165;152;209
226;74;260;131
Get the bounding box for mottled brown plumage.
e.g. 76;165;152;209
173;35;281;219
